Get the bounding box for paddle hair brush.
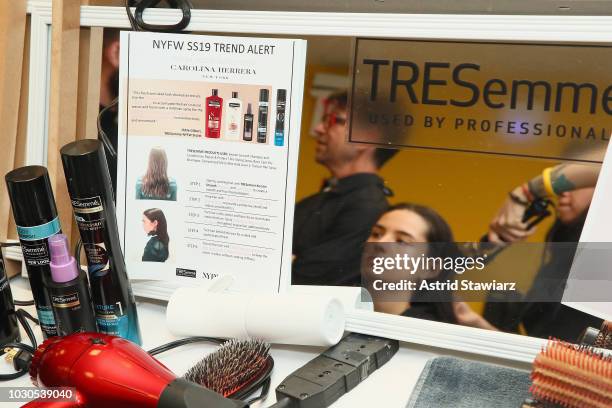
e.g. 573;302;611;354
185;338;273;401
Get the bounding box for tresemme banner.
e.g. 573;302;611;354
349;39;612;162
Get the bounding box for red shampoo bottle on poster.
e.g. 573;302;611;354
205;89;223;138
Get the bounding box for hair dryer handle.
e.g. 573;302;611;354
158;378;248;408
20;391;86;408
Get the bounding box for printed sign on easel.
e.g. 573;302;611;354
117;31;306;292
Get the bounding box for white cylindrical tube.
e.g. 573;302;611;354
166;289;346;346
290;285;374;311
245;293;345;346
166;289;249;339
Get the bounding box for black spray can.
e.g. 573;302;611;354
0;250;20;344
243;103;254;141
5;166;60;338
60;139;142;344
257;89;269;143
274;89;287;147
46;234;97;336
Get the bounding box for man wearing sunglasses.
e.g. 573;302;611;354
292;90;397;286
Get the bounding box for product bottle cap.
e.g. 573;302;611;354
232;91;238;98
246;103;252;114
212;89;219;96
277;89;286;101
259;89;269;102
48;234;78;283
5;166;59;227
60;139;112;199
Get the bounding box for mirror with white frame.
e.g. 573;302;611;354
25;1;612;362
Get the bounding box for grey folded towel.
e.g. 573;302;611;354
407;356;531;408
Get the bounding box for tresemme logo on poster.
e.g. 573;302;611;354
72;196;103;214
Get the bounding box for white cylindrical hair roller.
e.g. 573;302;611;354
166;289;346;346
290;285;374;311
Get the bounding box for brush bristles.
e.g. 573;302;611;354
184;338;270;398
530;339;612;408
595;322;612;350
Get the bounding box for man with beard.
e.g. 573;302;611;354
292;90;398;286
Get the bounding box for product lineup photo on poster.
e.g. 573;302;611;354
205;86;287;146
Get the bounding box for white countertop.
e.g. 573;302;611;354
1;277;527;407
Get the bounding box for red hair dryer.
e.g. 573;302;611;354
22;332;246;408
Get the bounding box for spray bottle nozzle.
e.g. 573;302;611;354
48;234;78;283
49;234;71;264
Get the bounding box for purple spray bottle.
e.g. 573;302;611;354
46;234;97;336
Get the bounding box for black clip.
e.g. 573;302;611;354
128;0;192;33
521;198;552;230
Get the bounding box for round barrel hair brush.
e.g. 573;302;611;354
529;339;612;408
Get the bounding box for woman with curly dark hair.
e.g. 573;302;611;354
365;203;460;324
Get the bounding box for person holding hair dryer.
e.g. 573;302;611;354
488;163;600;243
478;163;604;340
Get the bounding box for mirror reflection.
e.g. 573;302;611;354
293;82;604;342
286;36;607;344
99;29;607;344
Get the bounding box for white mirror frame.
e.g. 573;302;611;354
26;0;52;165
23;0;612;363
